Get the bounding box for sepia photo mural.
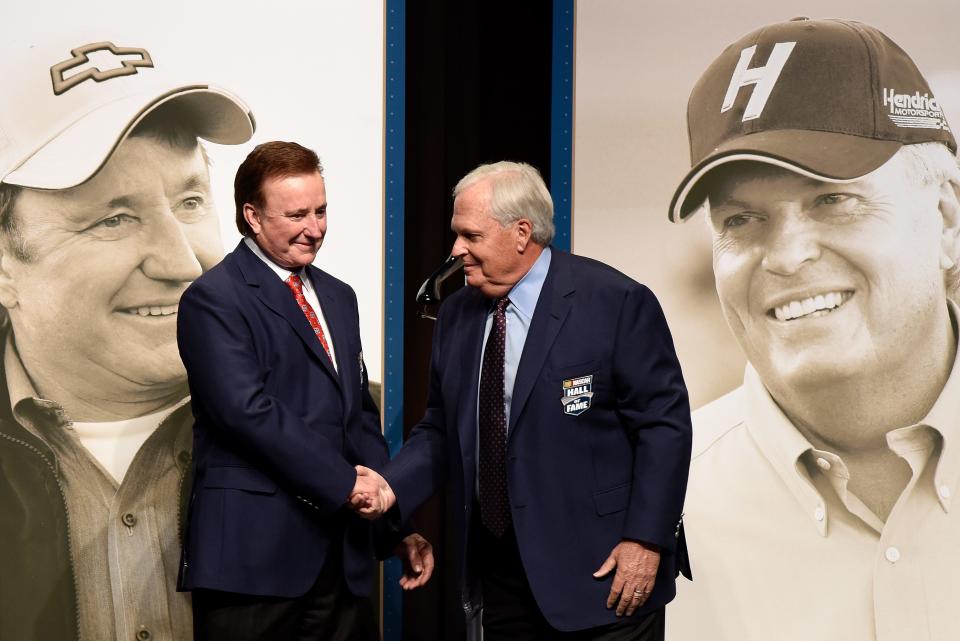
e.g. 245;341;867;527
0;2;386;640
575;1;960;640
7;0;960;639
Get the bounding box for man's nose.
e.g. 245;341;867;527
302;214;323;238
761;215;822;276
141;211;203;282
451;237;467;258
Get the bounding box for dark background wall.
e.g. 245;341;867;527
402;1;553;638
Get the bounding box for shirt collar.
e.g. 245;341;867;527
742;364;827;535
505;246;551;321
5;331;67;437
243;236;306;283
743;298;960;532
4;330;192;464
914;299;960;512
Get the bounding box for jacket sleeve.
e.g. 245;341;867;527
615;284;692;552
381;305;452;524
345;286;391;469
177;279;356;517
341;290;404;556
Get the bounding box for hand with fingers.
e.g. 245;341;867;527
347;465;397;519
395;533;435;590
346;470;377;511
593;540;661;617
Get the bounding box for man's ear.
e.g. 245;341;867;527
515;218;533;252
0;250;20;310
243;203;263;236
938;180;960;271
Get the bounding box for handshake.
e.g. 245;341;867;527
346;465;433;590
347;465;397;518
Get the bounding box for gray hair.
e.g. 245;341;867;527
898;141;960;188
894;142;960;297
453;161;555;246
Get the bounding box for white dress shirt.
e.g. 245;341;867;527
669;303;960;641
244;236;337;371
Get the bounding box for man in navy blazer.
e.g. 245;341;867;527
360;162;692;640
177;141;432;641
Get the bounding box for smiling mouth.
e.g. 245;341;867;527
770;291;853;322
119;304;178;317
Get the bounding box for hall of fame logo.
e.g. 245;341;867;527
561;374;593;416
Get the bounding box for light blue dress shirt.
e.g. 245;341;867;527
476;246;552;494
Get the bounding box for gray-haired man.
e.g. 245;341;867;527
668;18;960;641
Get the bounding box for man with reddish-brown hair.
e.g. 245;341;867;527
177;141;432;641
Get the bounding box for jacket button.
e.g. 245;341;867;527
136;627;151;641
122;513;137;527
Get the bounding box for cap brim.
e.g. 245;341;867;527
668;130;903;222
4;84;255;189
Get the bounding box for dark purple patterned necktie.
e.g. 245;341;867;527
479;296;511;537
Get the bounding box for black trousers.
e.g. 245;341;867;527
191;544;378;641
474;516;664;641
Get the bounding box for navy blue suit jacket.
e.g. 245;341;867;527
176;240;388;598
384;250;692;631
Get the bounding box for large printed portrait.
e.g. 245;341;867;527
574;1;960;640
0;3;385;639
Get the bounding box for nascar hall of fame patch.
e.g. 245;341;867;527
561;374;594;416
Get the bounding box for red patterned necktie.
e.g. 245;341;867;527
478;296;511;537
285;273;333;364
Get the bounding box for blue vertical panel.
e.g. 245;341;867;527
383;1;405;640
551;0;575;251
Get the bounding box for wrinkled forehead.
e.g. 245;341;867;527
450;207;493;233
452;182;495;221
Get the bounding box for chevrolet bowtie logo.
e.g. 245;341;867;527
50;42;154;95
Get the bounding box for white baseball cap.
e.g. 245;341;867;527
0;40;255;189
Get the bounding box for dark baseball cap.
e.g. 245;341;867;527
669;17;956;222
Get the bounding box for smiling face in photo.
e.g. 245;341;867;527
1;134;223;398
705;155;952;394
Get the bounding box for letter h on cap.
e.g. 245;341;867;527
720;42;796;121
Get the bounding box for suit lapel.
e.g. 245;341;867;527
309;268;349;397
509;253;573;435
235;242;342;391
457;291;489;483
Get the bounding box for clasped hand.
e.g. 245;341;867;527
347;465;396;518
347;466;433;589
